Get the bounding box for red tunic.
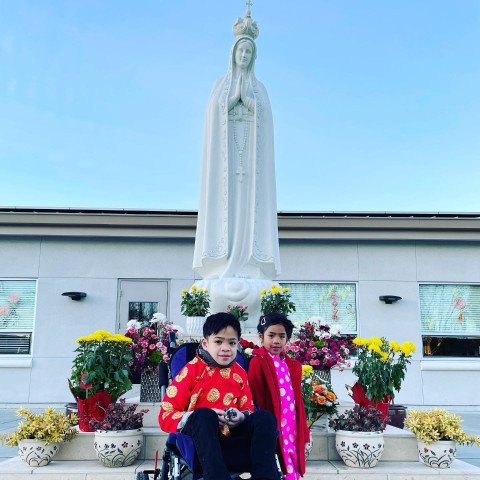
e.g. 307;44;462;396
158;355;254;433
248;347;310;476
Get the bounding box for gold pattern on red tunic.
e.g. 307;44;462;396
175;367;188;382
161;401;174;412
188;392;200;410
238;395;248;408
220;368;231;378
207;388;220;402
166;385;178;397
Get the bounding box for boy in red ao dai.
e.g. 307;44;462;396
159;313;278;480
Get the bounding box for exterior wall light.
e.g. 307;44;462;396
379;295;402;304
62;292;87;301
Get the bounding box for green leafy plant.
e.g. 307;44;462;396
329;405;388;432
1;407;78;446
70;329;134;401
404;409;480;446
351;337;416;402
180;286;210;317
227;304;249;321
260;285;296;315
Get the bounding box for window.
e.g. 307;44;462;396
420;284;480;358
118;280;168;332
279;282;357;334
0;280;36;355
128;302;159;324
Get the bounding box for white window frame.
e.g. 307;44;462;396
419;282;480;360
0;278;37;359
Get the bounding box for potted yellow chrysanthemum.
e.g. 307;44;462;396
181;285;210;335
69;329;133;431
349;337;416;418
405;409;480;468
260;285;296;315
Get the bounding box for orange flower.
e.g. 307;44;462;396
315;395;327;405
326;391;336;401
313;384;326;394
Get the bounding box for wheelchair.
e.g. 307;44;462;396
136;342;284;480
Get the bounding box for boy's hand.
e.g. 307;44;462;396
225;408;244;428
211;408;228;426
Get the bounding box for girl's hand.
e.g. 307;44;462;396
211;408;228;426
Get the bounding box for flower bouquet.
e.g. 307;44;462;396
125;313;175;376
260;285;296;315
285;321;353;371
301;365;338;428
227;304;249;321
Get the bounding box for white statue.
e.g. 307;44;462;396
192;6;281;325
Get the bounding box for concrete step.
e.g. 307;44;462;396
0;457;479;480
53;425;418;462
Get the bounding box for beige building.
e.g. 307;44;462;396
1;207;479;406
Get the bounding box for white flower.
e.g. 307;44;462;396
171;324;185;335
126;319;142;329
329;324;342;335
245;348;253;356
150;312;167;324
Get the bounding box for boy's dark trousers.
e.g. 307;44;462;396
182;408;279;480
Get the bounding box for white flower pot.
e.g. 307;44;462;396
94;429;143;467
18;439;60;466
335;430;385;468
186;316;205;336
418;440;456;468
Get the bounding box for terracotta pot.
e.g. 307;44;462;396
76;391;112;432
350;383;391;420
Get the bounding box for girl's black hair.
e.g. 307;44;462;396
257;312;294;339
203;312;241;339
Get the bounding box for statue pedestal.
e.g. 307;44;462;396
195;277;275;329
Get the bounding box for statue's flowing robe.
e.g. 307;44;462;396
193;38;280;280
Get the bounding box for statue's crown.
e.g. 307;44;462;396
232;5;259;40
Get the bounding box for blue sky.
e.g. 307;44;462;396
1;1;479;212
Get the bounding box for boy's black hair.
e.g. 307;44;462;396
203;312;241;339
257;312;295;339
